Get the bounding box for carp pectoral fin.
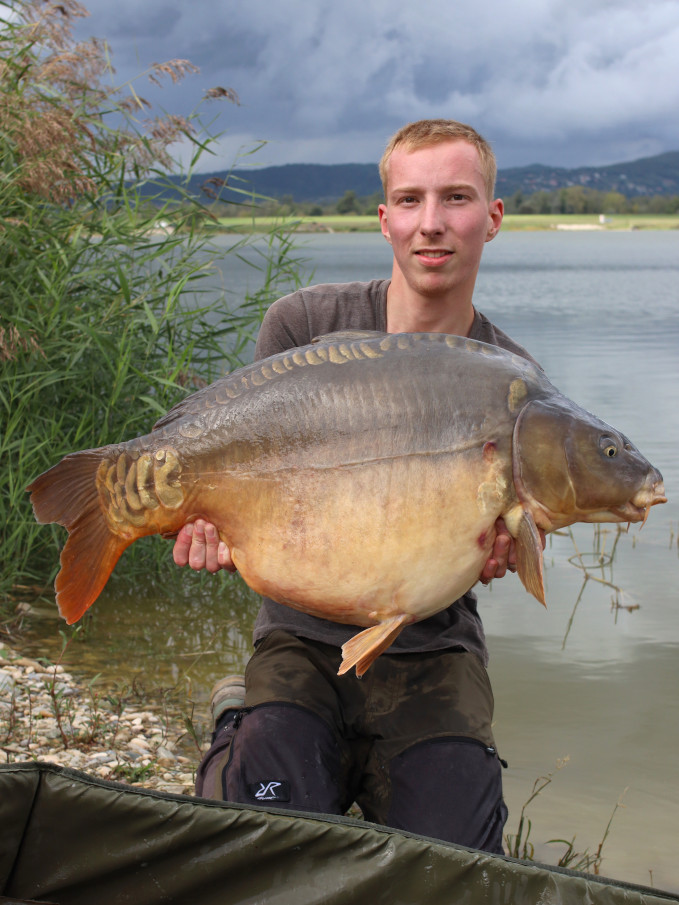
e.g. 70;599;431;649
515;509;546;606
338;614;412;677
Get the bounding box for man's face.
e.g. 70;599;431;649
378;140;503;302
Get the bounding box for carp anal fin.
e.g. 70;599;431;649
515;509;546;606
27;451;132;624
338;614;412;677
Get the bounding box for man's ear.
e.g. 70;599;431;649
486;198;504;242
378;204;392;244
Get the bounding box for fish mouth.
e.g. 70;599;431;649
612;480;667;525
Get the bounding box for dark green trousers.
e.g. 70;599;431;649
195;630;507;854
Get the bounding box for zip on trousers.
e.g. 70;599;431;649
405;733;509;769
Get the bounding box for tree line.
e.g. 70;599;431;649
208;185;679;219
503;186;679;215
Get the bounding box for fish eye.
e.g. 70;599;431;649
600;436;618;458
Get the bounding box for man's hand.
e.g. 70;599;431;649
479;517;546;585
172;519;237;573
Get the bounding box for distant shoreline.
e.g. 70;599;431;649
212;213;679;234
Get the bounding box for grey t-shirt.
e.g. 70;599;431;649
251;279;538;665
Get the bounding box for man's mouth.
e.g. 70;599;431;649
415;249;452;263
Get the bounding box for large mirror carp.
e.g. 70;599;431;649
28;331;666;676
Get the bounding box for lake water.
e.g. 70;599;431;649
20;229;679;892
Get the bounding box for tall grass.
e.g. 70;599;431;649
0;1;307;610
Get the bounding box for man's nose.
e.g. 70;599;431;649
419;199;445;235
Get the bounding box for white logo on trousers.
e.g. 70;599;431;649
255;781;282;800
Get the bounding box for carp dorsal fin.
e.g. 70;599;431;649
312;330;386;344
515;509;547;606
338;613;412;677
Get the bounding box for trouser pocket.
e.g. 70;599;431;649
194;708;245;800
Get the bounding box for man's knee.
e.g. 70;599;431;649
202;702;350;814
381;736;508;854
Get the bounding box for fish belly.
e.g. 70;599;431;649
206;451;502;627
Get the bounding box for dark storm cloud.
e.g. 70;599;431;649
101;5;181;40
72;0;679;171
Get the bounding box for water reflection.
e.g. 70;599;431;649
20;570;260;702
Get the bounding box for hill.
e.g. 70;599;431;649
216;163;382;204
495;151;679;198
151;151;679;205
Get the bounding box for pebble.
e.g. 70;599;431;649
156;746;178;767
0;647;205;796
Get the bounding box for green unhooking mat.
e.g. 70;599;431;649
0;762;676;905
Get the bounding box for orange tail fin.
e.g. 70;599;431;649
27;450;132;623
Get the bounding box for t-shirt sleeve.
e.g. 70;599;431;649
254;292;313;361
254;281;386;362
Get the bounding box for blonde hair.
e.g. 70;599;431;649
379;119;497;201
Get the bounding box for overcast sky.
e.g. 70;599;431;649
71;0;679;174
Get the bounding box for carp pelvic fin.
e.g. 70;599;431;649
27;451;133;624
515;509;546;606
338;614;412;677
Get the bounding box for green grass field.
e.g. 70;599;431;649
502;213;679;231
216;213;679;233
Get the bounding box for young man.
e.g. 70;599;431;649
174;120;540;854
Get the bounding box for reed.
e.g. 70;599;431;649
0;1;308;614
505;757;624;874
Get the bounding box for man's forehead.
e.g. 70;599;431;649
386;140;485;188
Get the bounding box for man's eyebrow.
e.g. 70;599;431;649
389;181;479;195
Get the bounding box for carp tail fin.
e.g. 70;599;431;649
27;451;132;623
515;509;546;606
338;614;412;677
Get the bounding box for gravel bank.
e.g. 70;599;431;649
0;645;202;796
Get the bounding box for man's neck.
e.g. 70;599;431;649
385;281;476;337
